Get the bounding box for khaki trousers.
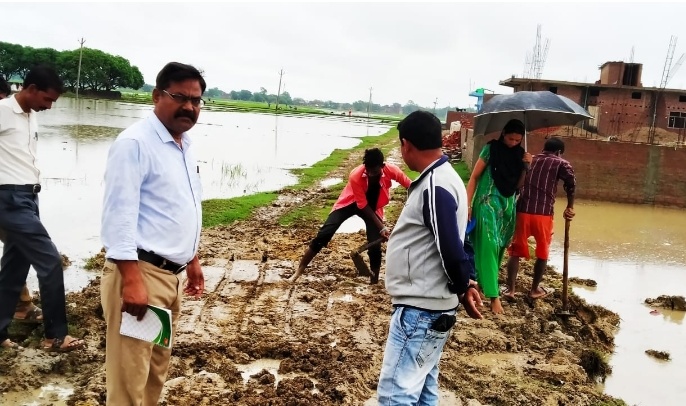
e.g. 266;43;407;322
101;260;182;406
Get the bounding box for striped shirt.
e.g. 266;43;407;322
517;152;575;216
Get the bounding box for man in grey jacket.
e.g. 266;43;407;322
377;110;482;405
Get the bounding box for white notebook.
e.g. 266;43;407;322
120;305;173;348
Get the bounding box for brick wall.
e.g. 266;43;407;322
464;132;686;207
446;111;476;130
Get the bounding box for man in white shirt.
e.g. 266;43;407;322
0;77;43;327
0;66;83;352
101;62;205;405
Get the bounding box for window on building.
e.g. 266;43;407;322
631;92;642;100
589;87;600;97
549;86;558;94
668;111;686;128
679;95;686;102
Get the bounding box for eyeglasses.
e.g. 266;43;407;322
162;90;205;107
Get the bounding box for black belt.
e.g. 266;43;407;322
0;184;41;194
137;249;187;275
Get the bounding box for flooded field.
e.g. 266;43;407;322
12;98;388;291
548;200;686;406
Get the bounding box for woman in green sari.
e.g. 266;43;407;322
467;119;531;314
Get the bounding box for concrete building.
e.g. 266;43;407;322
499;61;686;143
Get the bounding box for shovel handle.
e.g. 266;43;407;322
561;218;570;311
354;237;385;254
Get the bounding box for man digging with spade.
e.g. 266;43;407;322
289;148;411;284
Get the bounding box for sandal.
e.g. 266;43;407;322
529;286;555;300
43;336;85;353
14;303;43;323
499;286;516;302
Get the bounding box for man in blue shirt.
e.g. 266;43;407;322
100;62;205;405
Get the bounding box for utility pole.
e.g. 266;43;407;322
275;68;284;113
367;87;373;119
76;37;86;100
433;97;438;114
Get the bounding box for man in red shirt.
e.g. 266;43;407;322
289;148;411;284
504;137;575;300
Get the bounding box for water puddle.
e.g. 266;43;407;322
235;358;319;393
326;290;364;312
336;216;366;233
0;382;74;406
320;177;343;188
228;260;260;282
547;199;686;406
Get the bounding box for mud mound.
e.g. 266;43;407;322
645;295;686;311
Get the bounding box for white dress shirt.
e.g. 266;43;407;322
0;96;41;184
101;113;202;265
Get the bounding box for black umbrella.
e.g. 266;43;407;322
473;91;593;150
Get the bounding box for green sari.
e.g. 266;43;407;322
470;144;517;298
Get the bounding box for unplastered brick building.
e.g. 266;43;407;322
499;61;686;143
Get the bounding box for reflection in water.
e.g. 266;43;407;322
655;307;685;325
547;199;686;406
274;114;279;157
553;200;686;264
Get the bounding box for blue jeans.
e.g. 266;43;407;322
377;306;456;405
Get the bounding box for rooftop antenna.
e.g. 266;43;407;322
524;24;550;79
649;36;680;143
629;46;635;63
666;53;685;86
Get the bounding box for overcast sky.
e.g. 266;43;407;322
3;1;686;108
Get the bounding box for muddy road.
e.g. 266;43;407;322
0;149;624;406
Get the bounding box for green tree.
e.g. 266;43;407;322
402;100;419;115
17;46;60;78
205;87;224;98
278;91;292;106
238;89;252;101
0;42;26;80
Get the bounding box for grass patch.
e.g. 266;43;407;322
202;192;278;228
452;160;471;182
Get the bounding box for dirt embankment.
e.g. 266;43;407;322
0;148;626;406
